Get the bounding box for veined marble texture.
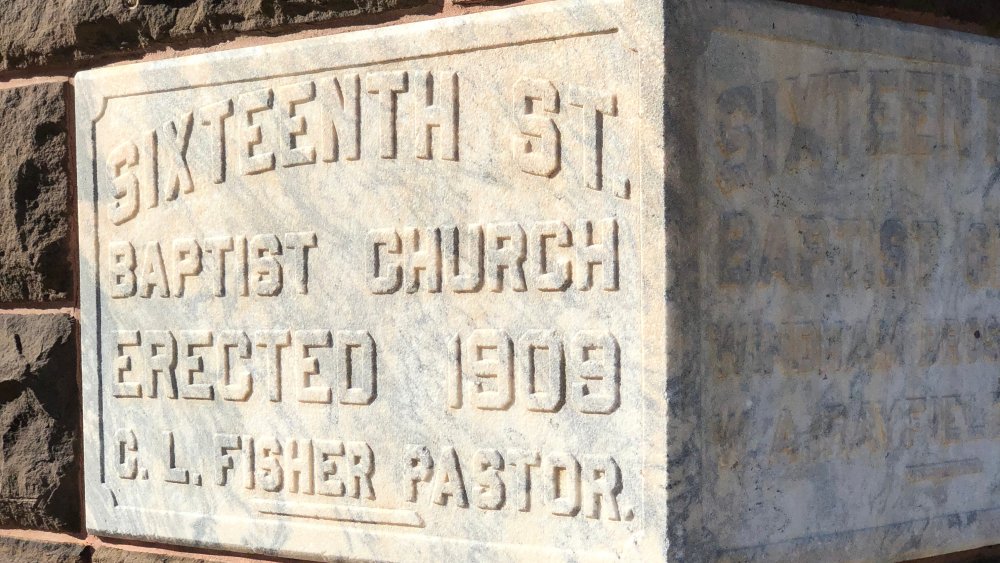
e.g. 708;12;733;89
76;0;665;561
76;0;1000;561
669;1;1000;561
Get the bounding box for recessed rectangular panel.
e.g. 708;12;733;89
75;2;667;561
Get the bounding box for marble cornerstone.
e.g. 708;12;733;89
73;0;1000;561
76;0;665;561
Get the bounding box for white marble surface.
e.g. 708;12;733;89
75;1;667;561
78;0;1000;560
666;0;1000;561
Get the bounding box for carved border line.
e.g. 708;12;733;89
717;503;1000;557
89;29;619;123
713;27;996;70
252;500;425;528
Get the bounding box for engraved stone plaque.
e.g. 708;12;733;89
75;1;667;560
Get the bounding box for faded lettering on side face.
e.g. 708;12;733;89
700;25;1000;552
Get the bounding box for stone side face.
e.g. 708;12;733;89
0;0;428;71
665;0;1000;561
0;81;71;304
0;314;80;532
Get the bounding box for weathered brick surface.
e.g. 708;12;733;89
790;0;1000;35
0;314;79;531
910;544;1000;563
92;547;212;563
0;535;88;563
0;80;71;304
0;0;427;71
837;0;1000;20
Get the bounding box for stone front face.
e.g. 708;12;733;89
0;314;80;531
75;1;666;560
667;0;1000;561
0;0;428;71
0;81;72;304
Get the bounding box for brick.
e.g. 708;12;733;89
0;80;71;304
92;547;210;563
0;535;88;563
787;0;1000;36
909;544;1000;562
0;314;79;531
0;0;428;71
